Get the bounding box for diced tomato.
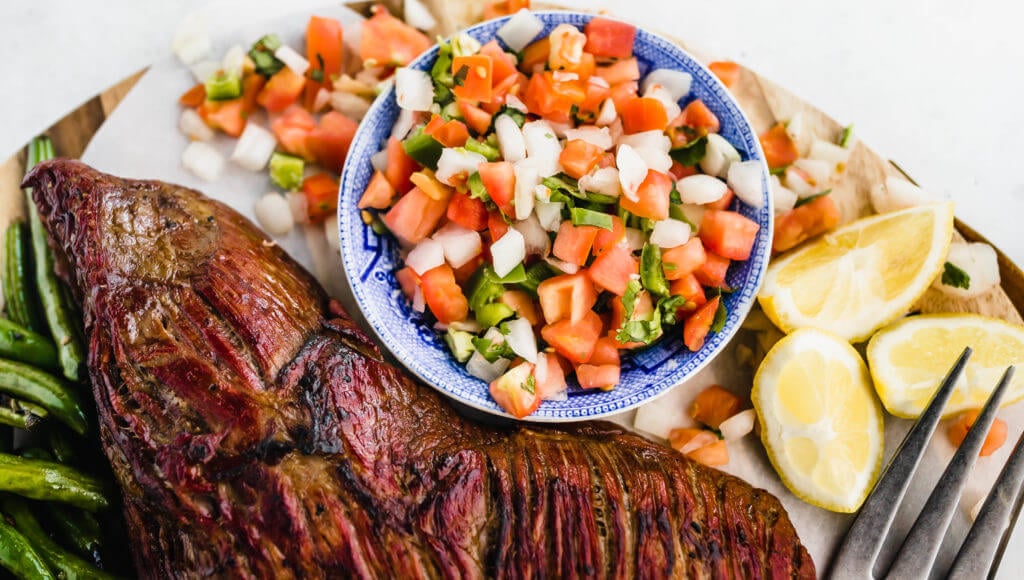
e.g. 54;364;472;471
359;5;431;67
541;310;604;364
240;74;267;114
446;192;489;231
490;362;541;419
198;99;247;138
307;111;358;173
622;97;669;134
691;385;742;430
708;61;741;89
423;115;445;136
301;173;340;223
683;295;720;352
523;71;585;124
536;273;597;325
669;161;699;180
424;118;470;148
705;189;735;211
453;254;484;285
592;215;625;256
478;161;516;217
270;106;317;159
483;0;530;20
699;210;760;261
670;274;707;310
420;264;470;324
487;210;509;242
479;40;518;84
595;58;640;86
483;71;528;114
500;290;541;326
559;139;604;180
458;100;494;135
584;17;636;59
588;337;621;366
577;363;620;390
257;67;307;113
384;186;451;244
452;55;494;102
662;237;708;281
609;81;639;115
179;83;206;107
619;170;671;221
682;99;721;134
759;122;800;170
358;171;396;210
694;252;730;288
588;245;639;296
552;222;601;266
949;410;1009;457
395;266;420;302
609;289;654;349
533;352;567;400
519;37;551;74
688;439;729;467
304;16;344;109
579;78;612;116
548;23;588;73
773;195;842;254
668;428;714;452
385;136;418;194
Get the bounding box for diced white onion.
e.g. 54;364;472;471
254;193;295;235
545;255;579;275
616;144;648;201
505;94;529;113
808;139;851;174
623;227;646;252
513;162;538;220
466;351;510;382
451;32;482;57
310;88;330;113
275;45;310;76
535;201;564;232
678;431;719;455
719;409;756;441
221;44;246;78
491;229;526;278
394;67;434;111
230;123;277;171
370;149;389;173
618;130;671;153
432;222;483;269
679;204;705;232
406;238;446;275
782;165;816;197
564;126;614;151
181;141;224;181
699;133;740;179
190;60;220;83
504;317;537;363
286;192;309;225
579;167;621;198
449;319;483;333
391;108;416;140
793;158;831;189
330;92;371;120
178;108;213;141
642;84;681;122
324;215;341;252
677;174;727;205
522;121;563;177
933;242;1001;299
534;184;551;202
404;0;438;30
596;98;617;127
435;148;487;186
640;68;693;102
496;8;544;51
870;176;938;214
650;219;692;248
513;215;550;256
770;175;798;214
632;147;672;174
172;14;211;65
727;160;765;209
495;115;527;163
785;112;812;157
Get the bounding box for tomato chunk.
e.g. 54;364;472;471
584;17;636;59
395;266;420;302
487;210;509;241
458;100;494;135
708;61;741;89
304;16;344;109
424;118;470;148
683;295;720;352
452;55;494;102
541;310;604;364
258;67;307;113
301;173;340;223
773;195;841;253
694;252;730;288
420;264;469;324
609;289;655;349
669;273;707;310
198;99;247;138
559;139;604;180
383;186;451;244
552;222;601;266
519;37;551;74
759;122;800;170
358;171;396;210
577;363;620;390
536;273;597;325
307;111;358;173
592;215;625;256
478;161;516;217
500;290;541;326
662;237;707;280
690;385;742;430
446;192;489;231
699;210;760;261
619;170;671;221
179;84;206;107
949;410;1009;457
688;439;729;467
360;5;431;67
479;40;518;83
622;97;669;134
588;337;621;366
533;352;567;400
271;106;317;160
490;362;541;419
596;58;640;86
587;245;639;296
385;136;418;194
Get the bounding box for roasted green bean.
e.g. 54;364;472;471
2;222;45;333
1;495;114;579
0;358;87;435
0;516;53;579
0;318;58;370
0;453;107;512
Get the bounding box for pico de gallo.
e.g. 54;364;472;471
359;10;767;419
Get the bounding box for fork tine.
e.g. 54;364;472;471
884;366;1016;579
829;347;972;579
947;426;1024;579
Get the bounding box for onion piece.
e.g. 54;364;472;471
495;114;527;163
679;205;706;233
534;201;564;232
640;68;693;102
497;9;544;51
785;112;812;157
412;285;426;312
504;317;537;363
394;67;434;111
650;219;692;248
172;14;211;65
770;175;798;214
406;238;446;275
719;409;756;441
230;123;278;171
466;351;510;382
505;94;529;113
391;108;417;140
870;176;938;214
370;149;389;173
436;148;487;186
545;255;579;275
564;126;613;151
782;165;817;197
932;242;1000;299
221;45;246;78
432;222;483;269
522;121;563;177
678;431;719;455
726;160;765;209
190;60;219;83
514;162;540;220
808;139;851;174
642;84;681;122
616;144;648;201
631;147;672;174
623;228;646;252
330;91;371;120
274;45;310;76
595;98;617;127
324;215;341;252
579;167;621;198
449;319;483;333
254;193;295;235
181;141;225;181
404;0;438;30
617;130;671;153
513;215;550;256
286;192;309;225
178;108;214;141
491;229;526;278
793;158;831;188
699;134;740;179
534;353;567;401
677;174;727;205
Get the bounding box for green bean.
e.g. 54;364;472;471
0;397;48;432
47;426;78;465
0;453;107;512
0;318;58;370
0;358;87;435
2;222;46;333
0;516;53;579
24;136;85;382
1;495;114;579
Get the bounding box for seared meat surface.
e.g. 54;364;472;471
24;160;813;579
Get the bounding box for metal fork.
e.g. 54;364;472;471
831;347;1024;579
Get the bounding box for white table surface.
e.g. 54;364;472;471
2;0;1023;575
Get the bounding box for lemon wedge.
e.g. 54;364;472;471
753;328;884;512
758;203;954;342
867;313;1024;418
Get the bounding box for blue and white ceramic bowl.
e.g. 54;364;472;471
338;11;772;422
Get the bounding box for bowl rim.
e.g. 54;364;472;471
337;9;772;422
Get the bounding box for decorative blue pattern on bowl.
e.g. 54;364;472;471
338;11;772;422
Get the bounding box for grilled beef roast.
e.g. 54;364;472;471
24;160;814;578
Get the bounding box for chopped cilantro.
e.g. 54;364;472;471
794;189;832;208
711;300;728;332
941;262;971;289
453;65;470;87
523;374;537;395
669;135;708;167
